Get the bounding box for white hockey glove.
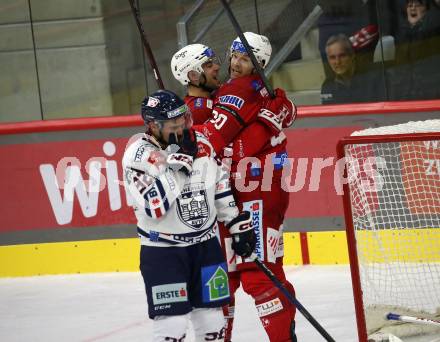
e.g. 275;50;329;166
226;211;255;258
166;153;193;176
167;129;198;176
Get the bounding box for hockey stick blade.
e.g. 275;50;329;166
251;254;336;341
387;312;440;327
219;0;275;98
127;0;164;89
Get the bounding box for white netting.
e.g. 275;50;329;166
351;119;440;136
344;120;440;339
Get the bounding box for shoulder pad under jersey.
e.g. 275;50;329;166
122;136;166;177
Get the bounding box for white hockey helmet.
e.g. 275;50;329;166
171;43;218;85
230;32;272;68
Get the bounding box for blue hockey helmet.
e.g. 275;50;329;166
141;89;192;127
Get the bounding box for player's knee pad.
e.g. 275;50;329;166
152;313;189;342
191;307;226;341
240;267;296;342
256;292;296;341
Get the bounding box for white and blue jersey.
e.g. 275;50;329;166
123;132;238;247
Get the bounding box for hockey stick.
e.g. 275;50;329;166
127;0;164;89
219;0;275;98
252;255;336;341
387;312;440;327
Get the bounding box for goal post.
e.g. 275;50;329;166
337;120;440;342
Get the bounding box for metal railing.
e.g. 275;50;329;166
176;1;323;77
265;4;323;77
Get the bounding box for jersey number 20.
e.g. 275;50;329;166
210;109;227;129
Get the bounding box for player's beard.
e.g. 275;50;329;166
198;74;218;93
160;131;183;149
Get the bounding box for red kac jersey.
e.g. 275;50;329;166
184;95;214;125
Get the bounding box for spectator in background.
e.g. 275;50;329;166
320;34;385;104
388;0;440;100
317;0;377;78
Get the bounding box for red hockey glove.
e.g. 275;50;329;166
227;211;255;258
260;88;297;133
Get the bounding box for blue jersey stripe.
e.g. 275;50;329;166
215;190;233;200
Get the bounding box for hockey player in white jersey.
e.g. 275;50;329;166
122;89;255;342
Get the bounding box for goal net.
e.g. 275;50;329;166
338;120;440;341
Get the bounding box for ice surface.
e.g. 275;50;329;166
0;265;357;342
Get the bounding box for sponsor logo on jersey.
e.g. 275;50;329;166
218;95;244;110
194;98;203;108
256;298;284;317
144;182;168;219
147;97;160;107
177;182;209;230
149;230;160;242
201;263;229;302
206;99;213;109
259;87;269;98
134;145;146;162
266;227;279;263
154;304;171;311
171;226;217;244
242;200;264;260
251;79;263;91
152;283;188;305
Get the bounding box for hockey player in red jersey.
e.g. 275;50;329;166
211;32;297;342
171;33;297;341
171;44;221;124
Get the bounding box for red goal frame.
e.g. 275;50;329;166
336;131;440;342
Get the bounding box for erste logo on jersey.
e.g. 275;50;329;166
218;95;244;109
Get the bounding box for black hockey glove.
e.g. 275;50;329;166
227;211;255;258
166;130;197;176
179;129;198;159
